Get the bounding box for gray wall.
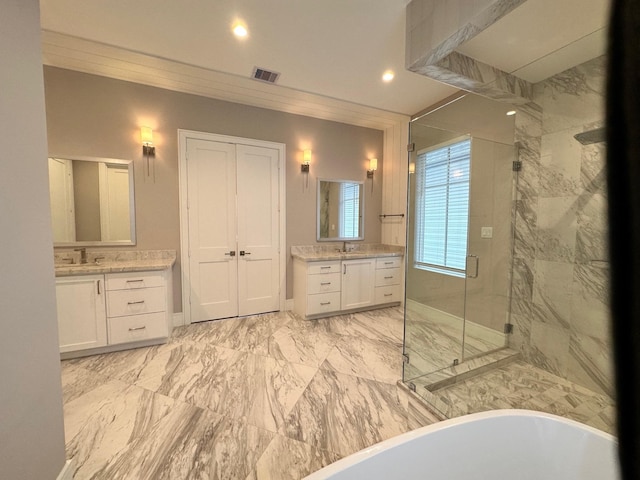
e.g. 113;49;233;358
0;1;67;478
44;67;384;311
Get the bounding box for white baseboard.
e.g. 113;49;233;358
173;312;185;327
57;459;75;480
285;298;294;311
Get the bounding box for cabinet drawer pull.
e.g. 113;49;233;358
320;266;332;270
384;293;393;297
384;276;394;279
126;279;145;283
320;302;331;306
320;282;332;286
128;326;147;332
127;300;145;305
384;261;394;265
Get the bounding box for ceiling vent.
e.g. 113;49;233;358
251;67;280;84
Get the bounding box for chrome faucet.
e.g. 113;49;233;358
74;247;87;264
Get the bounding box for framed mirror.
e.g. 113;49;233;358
317;179;364;241
48;155;136;246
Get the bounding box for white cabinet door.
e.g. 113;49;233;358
55;275;107;353
341;259;375;310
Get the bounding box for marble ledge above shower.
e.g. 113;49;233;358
291;243;404;262
53;249;176;276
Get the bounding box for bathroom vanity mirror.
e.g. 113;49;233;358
48;155;136;246
317;179;364;241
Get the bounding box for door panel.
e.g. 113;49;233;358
236;144;280;315
187;139;238;321
341;259;375;310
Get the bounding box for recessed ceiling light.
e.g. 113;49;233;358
506;110;517;116
233;22;248;38
382;70;395;82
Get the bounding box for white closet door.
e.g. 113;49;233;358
48;157;75;243
187;139;239;321
236;144;280;316
99;164;131;241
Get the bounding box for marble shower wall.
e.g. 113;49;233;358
510;56;613;397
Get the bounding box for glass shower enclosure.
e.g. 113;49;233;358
403;93;517;400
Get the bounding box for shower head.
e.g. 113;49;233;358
574;127;605;145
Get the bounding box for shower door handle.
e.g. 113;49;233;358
466;255;479;278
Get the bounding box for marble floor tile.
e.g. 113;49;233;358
282;368;409;458
416;359;617;435
137;342;317;433
64;379;181;479
247;434;341;480
320;335;403;385
320;308;405;347
254;318;340;368
60;362;113;404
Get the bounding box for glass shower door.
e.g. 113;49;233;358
403;93;516;397
403;125;471;389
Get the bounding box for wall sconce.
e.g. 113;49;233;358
141;126;155;156
301;149;311;173
141;126;156;181
367;158;377;179
409;162;416;174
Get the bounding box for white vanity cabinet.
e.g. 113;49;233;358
55;268;173;358
293;254;402;319
56;275;107;353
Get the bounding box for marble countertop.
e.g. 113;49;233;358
54;250;176;277
291;244;404;262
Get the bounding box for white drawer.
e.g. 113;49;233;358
307;292;341;316
307;261;341;275
376;257;401;269
375;267;401;286
308;272;341;294
375;285;401;305
107;286;166;317
108;312;168;344
106;271;165;291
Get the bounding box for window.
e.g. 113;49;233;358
339;182;360;238
414;137;471;277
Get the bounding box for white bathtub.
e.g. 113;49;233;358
304;409;620;480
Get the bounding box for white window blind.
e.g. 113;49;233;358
414;138;471;276
339;182;360;238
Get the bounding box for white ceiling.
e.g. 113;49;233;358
39;0;610;130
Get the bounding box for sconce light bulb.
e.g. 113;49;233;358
369;158;378;171
303;149;312;164
233;23;248;37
